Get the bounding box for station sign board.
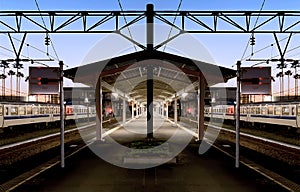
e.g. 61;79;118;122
28;67;60;95
241;67;271;95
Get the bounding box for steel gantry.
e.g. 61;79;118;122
1;5;300;169
1;10;300;34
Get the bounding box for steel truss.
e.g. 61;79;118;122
0;10;300;34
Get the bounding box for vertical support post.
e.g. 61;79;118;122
166;101;168;119
146;4;154;139
123;97;126;124
235;61;241;168
96;77;102;141
198;75;205;140
174;98;178;124
162;102;164;117
59;61;65;168
147;64;154;139
132;101;134;119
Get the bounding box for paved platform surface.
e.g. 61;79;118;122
12;115;287;192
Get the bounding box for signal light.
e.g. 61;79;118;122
251;77;263;85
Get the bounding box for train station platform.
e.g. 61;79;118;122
12;115;285;192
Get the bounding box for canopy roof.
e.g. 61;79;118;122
64;50;236;103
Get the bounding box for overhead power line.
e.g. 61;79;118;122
34;0;60;60
163;0;183;52
0;34;59;61
240;0;266;60
117;0;138;52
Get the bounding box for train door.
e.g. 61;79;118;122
297;105;300;128
0;105;3;128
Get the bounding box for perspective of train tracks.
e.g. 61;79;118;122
1;116;299;189
179;117;300;185
0;118;118;185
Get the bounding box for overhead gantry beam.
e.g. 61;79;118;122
0;10;299;34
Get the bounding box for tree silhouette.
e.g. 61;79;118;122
8;70;15;100
0;61;9;97
16;72;24;99
291;61;300;98
277;63;287;101
284;70;292;99
13;62;23;99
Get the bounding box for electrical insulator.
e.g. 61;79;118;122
250;35;255;46
45;36;50;46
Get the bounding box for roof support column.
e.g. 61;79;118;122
174;98;178;124
96;77;103;141
147;64;154;139
146;4;154;139
122;96;126;124
197;75;205;140
166;101;168;120
132;101;134;119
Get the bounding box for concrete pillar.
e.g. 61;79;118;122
132;101;134;119
174;98;178;124
166;102;168;119
95;77;102;141
161;103;164;117
122;98;126;124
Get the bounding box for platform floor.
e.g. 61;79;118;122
13;114;286;192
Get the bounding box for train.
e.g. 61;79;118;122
204;101;300;129
0;101;96;131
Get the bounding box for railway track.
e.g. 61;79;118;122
1;117;299;190
175;118;300;188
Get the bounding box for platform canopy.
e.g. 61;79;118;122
64;50;236;102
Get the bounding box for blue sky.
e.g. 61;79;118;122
1;0;300;95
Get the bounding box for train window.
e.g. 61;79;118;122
297;106;300;116
274;107;281;115
256;107;261;114
251;107;255;114
291;107;295;116
40;107;45;114
5;107;9;116
11;106;18;115
19;107;26;115
261;107;267;115
45;107;49;114
282;107;290;115
268;106;273;115
0;106;2;116
27;106;32;115
33;107;39;115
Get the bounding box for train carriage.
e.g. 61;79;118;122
0;101;96;130
205;101;300;129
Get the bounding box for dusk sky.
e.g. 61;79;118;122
1;0;300;95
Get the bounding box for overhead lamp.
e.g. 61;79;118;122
182;92;188;98
112;92;118;98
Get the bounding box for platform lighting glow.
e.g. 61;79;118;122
112;92;118;98
182;92;188;98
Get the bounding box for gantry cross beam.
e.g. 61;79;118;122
0;10;300;34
